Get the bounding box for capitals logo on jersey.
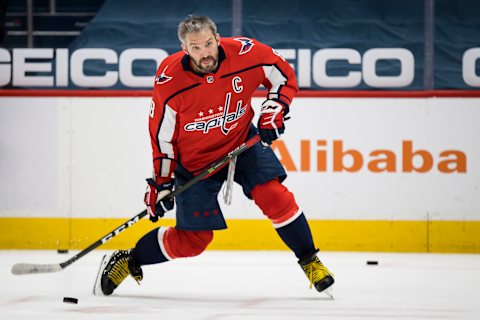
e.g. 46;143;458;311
234;37;254;55
184;92;247;135
155;66;173;84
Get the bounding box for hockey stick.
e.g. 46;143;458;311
11;134;261;275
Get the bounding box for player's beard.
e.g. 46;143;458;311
191;55;218;74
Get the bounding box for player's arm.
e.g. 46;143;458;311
258;42;298;110
256;41;299;145
144;83;178;222
148;90;177;184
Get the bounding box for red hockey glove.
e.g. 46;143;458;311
257;99;287;145
144;178;174;222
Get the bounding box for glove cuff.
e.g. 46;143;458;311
146;178;174;192
261;99;283;109
263;99;290;114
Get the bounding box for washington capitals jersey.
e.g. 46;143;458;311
148;37;298;180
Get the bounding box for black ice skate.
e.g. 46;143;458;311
298;250;335;297
93;249;143;296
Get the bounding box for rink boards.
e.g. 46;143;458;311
0;93;479;252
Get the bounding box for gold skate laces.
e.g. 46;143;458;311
109;258;130;286
302;260;333;289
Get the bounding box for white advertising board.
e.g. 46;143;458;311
1;96;479;221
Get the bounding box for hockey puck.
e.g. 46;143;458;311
366;260;379;265
57;249;69;254
63;297;78;304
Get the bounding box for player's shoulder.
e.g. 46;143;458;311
153;50;191;95
154;51;183;82
220;37;271;57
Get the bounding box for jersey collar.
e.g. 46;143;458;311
181;45;226;76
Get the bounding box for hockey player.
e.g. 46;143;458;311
94;15;334;296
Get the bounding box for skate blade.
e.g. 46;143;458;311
92;254;110;296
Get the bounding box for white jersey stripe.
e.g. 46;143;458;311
160;159;171;177
262;65;287;100
157;104;177;177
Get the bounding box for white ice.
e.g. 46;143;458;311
1;250;480;320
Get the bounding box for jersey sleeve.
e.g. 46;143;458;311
148;77;178;182
256;40;298;110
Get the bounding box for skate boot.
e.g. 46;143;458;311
93;249;143;296
299;250;334;294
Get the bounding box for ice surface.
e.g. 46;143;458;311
1;250;479;320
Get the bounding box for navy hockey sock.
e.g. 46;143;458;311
275;213;317;260
132;227;168;265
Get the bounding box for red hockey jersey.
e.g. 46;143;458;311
148;37;298;180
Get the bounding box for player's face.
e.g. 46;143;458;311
182;30;220;74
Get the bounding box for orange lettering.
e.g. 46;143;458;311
438;150;467;173
368;150;396;172
271;140;297;171
317;140;327;171
333;140;363;172
402;140;433;172
300;140;310;172
272;139;467;174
